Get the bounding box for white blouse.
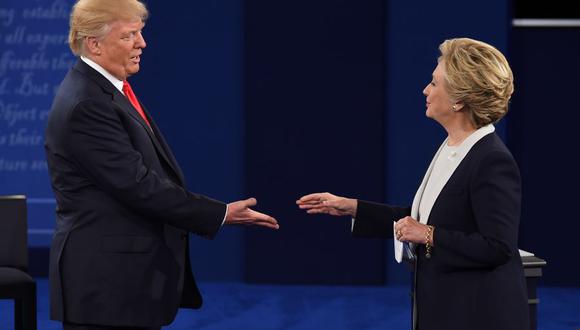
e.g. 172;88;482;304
418;143;459;223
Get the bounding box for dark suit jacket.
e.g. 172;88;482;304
44;60;226;327
353;133;529;330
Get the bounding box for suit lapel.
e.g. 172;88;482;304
141;104;186;184
74;59;185;185
112;94;184;184
406;142;445;257
410;141;445;220
416;125;496;225
113;92;151;130
417;139;459;225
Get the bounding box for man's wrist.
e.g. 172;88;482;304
349;198;358;217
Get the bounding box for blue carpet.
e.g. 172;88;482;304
1;279;579;329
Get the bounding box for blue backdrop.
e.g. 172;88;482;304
136;0;246;282
509;27;580;287
0;0;577;287
243;0;386;285
0;0;75;247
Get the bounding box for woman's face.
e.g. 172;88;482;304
423;61;454;123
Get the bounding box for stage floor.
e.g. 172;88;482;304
1;279;579;329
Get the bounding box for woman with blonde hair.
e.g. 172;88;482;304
298;38;529;330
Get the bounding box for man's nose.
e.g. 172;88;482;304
136;32;146;48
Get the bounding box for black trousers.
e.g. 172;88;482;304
63;322;161;330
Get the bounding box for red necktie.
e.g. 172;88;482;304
123;80;151;128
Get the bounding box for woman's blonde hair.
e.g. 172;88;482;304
68;0;148;56
439;38;514;128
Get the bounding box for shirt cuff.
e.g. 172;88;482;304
221;204;228;226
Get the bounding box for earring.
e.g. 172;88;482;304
452;104;458;111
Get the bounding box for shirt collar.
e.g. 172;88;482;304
80;56;125;94
453;124;495;158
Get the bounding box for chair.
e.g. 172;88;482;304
0;195;37;330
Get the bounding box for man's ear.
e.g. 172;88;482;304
84;36;101;56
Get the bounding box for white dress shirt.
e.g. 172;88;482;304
80;56;125;94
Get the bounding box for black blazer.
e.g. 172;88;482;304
353;133;529;330
44;60;226;327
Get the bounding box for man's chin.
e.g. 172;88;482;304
127;66;140;77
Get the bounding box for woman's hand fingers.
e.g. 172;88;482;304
395;216;426;243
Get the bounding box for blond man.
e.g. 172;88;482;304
45;1;278;328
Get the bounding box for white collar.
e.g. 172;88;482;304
80;56;124;94
450;124;495;159
411;124;496;224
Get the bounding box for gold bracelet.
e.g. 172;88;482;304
425;225;434;259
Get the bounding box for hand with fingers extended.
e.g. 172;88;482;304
296;192;358;217
225;198;279;229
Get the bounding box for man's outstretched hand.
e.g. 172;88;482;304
225;198;279;229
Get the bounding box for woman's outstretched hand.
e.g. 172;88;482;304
296;192;357;217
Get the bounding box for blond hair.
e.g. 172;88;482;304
68;0;148;56
439;38;514;128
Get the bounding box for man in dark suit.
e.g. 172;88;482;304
44;0;279;329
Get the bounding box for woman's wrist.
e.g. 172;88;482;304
425;225;435;258
428;226;435;246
